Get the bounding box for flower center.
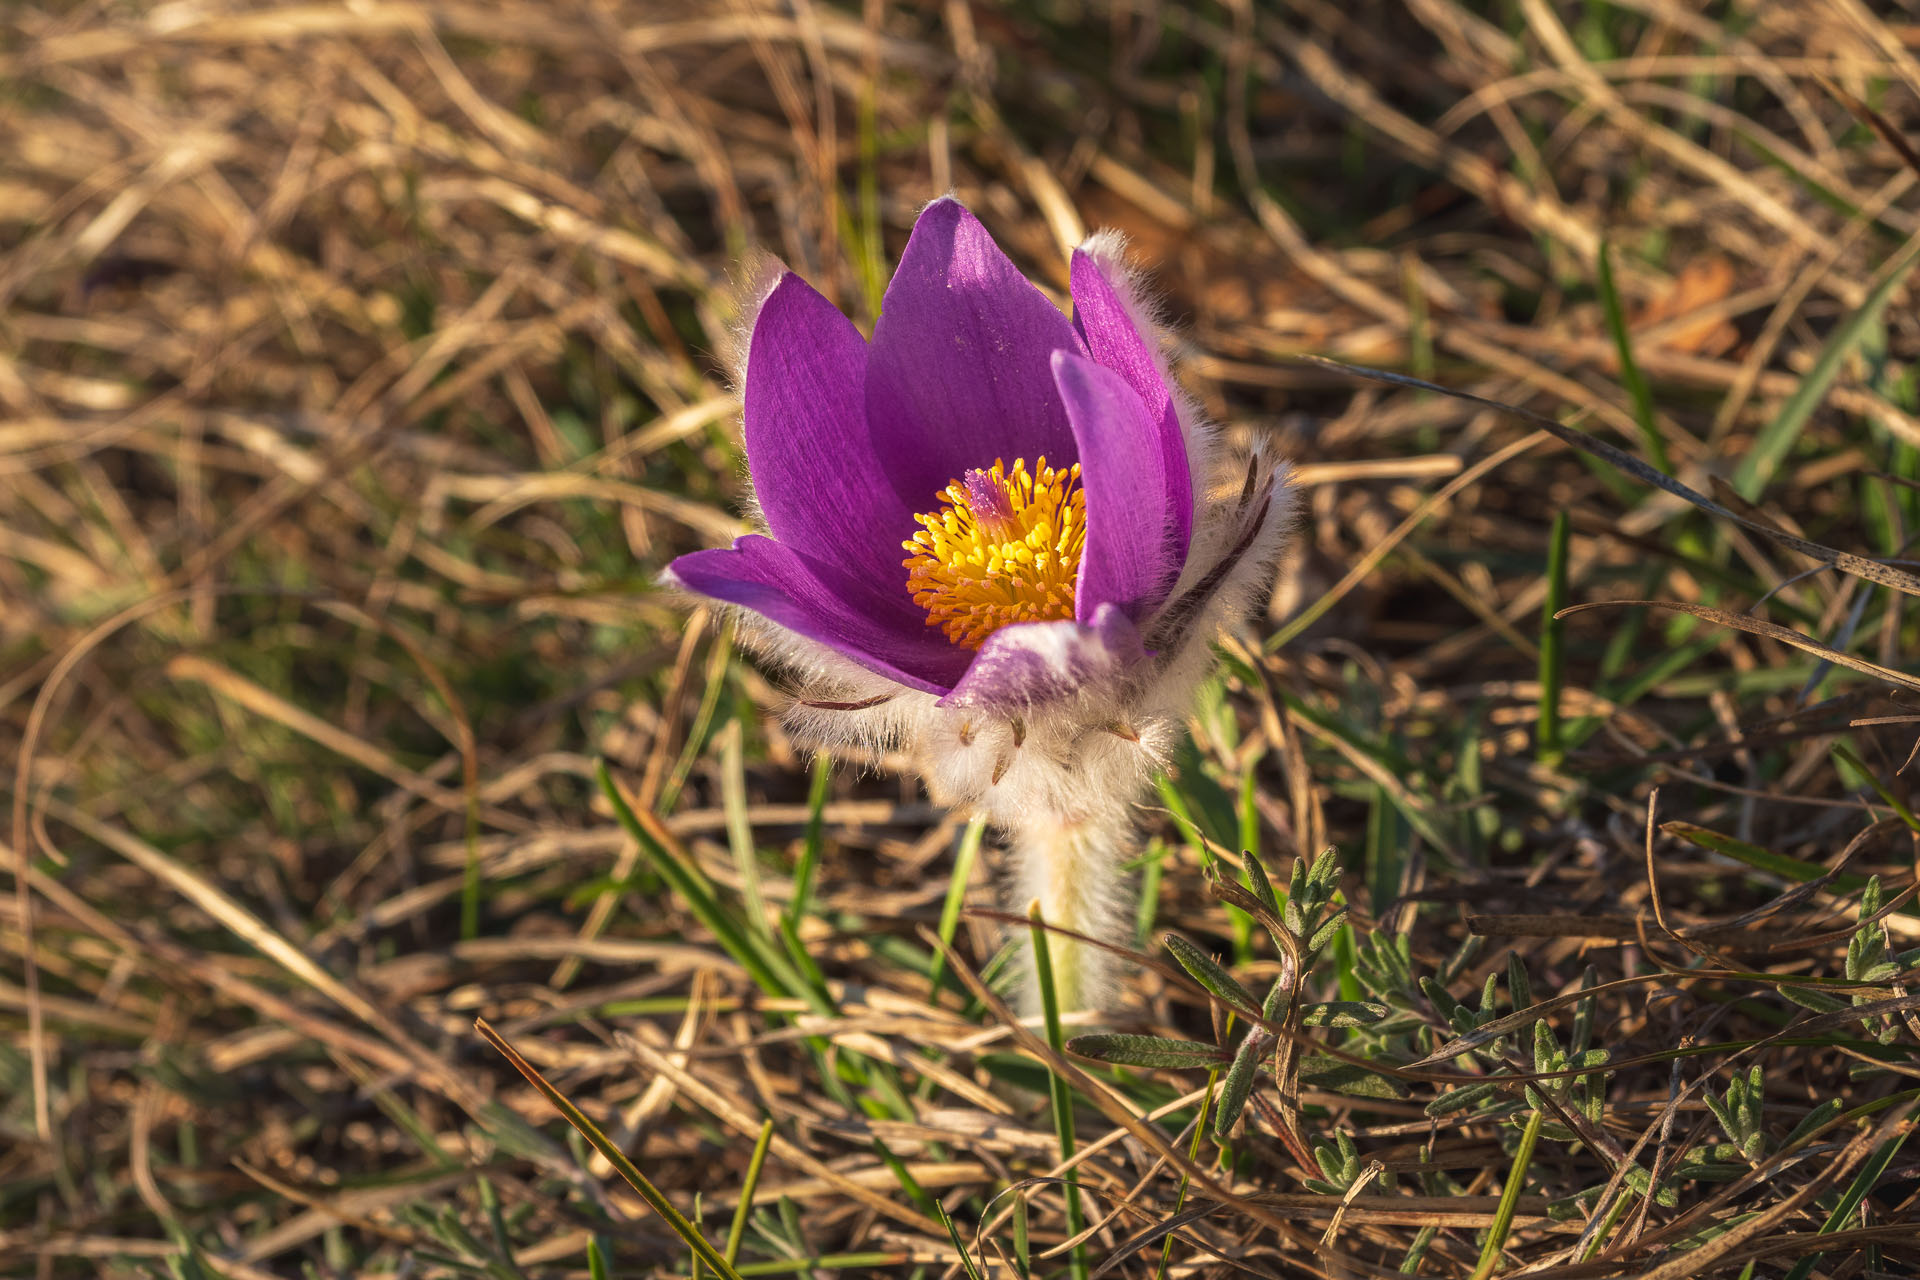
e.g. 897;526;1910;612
901;456;1086;649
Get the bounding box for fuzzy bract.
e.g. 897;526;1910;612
663;197;1294;1009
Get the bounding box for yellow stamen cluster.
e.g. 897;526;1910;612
902;457;1086;649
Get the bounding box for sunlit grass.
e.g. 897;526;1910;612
4;1;1920;1276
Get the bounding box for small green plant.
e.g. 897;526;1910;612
1705;1064;1767;1162
1068;839;1920;1259
1302;1129;1392;1196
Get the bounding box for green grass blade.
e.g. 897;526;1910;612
661;620;734;813
1156;1067;1216;1280
783;753;832;932
724;1120;776;1266
477;1176;526;1279
1664;821;1890;901
855;63;884;321
595;759;809;1002
1467;1101;1544;1280
1401;250;1435;384
477;1020;747;1280
1832;742;1920;832
719;717;771;938
1733;234;1920;500
1028;900;1088;1280
1232;759;1261;961
735;1255;912;1276
1538;508;1571;768
1134;836;1167;947
1781;1123;1912;1280
936;1203;986;1280
928;812;988;1000
1155;773;1211;869
1597;239;1670;474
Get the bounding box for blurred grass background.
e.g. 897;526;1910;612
5;1;1920;1276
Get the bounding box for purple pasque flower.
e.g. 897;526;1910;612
663;198;1293;1011
667;197;1279;716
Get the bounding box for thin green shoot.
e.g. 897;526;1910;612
720;717;771;938
1028;900;1088;1280
1538;508;1571;769
1156;1072;1218;1280
724;1120;776;1267
1467;1101;1544;1280
477;1020;747;1280
1734;234;1920;500
1782;1123;1913;1280
928;812;989;999
783;754;832;933
1596;239;1670;474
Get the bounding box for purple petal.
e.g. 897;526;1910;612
939;603;1147;711
1070;248;1192;573
1051;350;1184;622
743;274;912;579
866;199;1086;509
668;537;970;693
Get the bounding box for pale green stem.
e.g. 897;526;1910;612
1010;808;1131;1015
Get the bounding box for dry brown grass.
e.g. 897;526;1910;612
5;1;1920;1276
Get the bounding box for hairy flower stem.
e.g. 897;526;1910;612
1010;807;1133;1015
